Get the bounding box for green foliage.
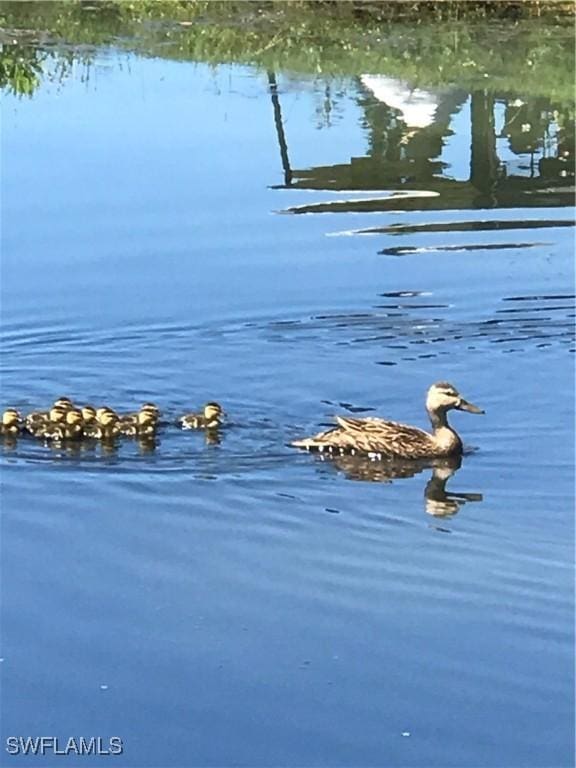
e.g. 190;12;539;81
0;46;43;96
0;0;573;104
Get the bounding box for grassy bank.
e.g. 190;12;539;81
0;1;574;102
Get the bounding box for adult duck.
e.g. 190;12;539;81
291;382;484;459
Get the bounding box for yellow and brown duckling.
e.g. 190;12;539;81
83;408;111;438
26;405;69;437
120;403;160;434
64;409;85;439
179;402;223;430
135;410;158;437
118;405;159;437
84;410;120;440
42;409;84;441
24;396;72;427
0;409;22;436
24;409;45;432
291;382;484;460
80;405;97;426
95;406;118;425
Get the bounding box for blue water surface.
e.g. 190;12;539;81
1;49;574;768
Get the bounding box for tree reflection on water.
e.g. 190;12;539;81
270;73;574;212
1;3;573;210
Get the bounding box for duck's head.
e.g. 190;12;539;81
81;406;97;424
66;409;84;426
426;382;484;415
139;404;159;423
49;406;68;423
137;410;158;427
54;397;74;410
99;411;119;427
204;402;224;421
96;407;117;424
2;408;21;427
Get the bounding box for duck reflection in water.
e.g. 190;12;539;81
97;436;160;457
137;436;158;454
46;437;96;458
315;453;482;517
204;429;222;446
1;434;18;452
423;458;483;517
43;435;160;458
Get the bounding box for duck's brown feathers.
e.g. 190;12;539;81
292;416;460;459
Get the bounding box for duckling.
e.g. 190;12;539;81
0;408;22;436
25;409;46;432
291;382;484;460
43;410;84;441
118;403;159;434
27;405;68;437
85;410;120;440
26;403;61;431
179;402;223;430
64;409;84;439
118;406;158;437
96;407;118;425
81;405;97;426
135;410;158;437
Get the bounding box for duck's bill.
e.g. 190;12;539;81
458;398;485;414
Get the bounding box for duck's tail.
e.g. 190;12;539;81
290;425;349;452
290;437;320;450
291;436;360;456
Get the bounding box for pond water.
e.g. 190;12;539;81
1;24;575;768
